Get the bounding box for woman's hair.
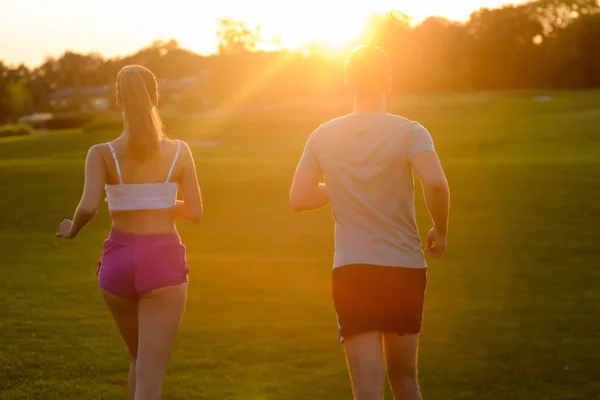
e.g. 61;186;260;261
116;65;164;161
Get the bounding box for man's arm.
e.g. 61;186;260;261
412;151;450;234
412;151;450;257
290;128;330;212
290;169;329;212
407;123;449;258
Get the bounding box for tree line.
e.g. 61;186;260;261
1;0;599;123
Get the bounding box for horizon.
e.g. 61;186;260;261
1;0;522;67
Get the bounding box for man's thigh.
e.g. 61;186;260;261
383;333;419;379
344;332;386;400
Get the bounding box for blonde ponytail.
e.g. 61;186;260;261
116;65;164;161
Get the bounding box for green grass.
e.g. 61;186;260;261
1;91;599;399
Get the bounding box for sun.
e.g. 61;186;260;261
302;20;364;48
256;5;375;53
255;1;517;53
171;1;508;57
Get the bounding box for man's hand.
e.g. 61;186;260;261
426;227;446;258
56;219;75;239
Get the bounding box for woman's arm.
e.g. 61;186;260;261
56;145;106;239
174;142;203;223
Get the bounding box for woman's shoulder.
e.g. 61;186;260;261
160;138;184;149
160;139;192;169
91;138;129;153
162;138;191;154
81;144;113;171
87;142;112;157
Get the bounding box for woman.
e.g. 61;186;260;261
56;65;203;400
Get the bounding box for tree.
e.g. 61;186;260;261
527;0;600;35
2;1;600;116
4;79;32;121
361;11;412;57
406;17;473;91
216;18;262;54
122;39;205;78
547;12;600;87
0;62;12;122
467;5;545;89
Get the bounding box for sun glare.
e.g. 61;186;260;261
304;25;360;49
252;1;529;53
152;2;527;58
0;0;531;66
255;6;373;53
303;15;365;47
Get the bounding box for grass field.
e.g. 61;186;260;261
1;91;599;399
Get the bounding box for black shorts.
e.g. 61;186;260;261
332;264;427;342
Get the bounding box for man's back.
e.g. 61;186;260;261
290;45;449;400
300;112;434;268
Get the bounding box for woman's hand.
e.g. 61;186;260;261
56;219;75;239
57;145;105;240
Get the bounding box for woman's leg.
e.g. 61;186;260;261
134;283;188;400
101;290;139;400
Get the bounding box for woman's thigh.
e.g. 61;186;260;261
101;289;139;359
136;283;188;369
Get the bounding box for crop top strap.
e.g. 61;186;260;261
165;140;181;182
107;142;123;184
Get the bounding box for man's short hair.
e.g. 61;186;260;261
345;45;391;97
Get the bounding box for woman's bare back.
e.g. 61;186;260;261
102;137;185;234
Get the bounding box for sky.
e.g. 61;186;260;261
0;0;523;67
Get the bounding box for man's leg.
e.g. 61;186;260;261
343;332;386;400
383;333;421;400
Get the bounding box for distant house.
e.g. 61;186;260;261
49;85;111;111
157;75;210;111
18;113;53;131
49;70;211;112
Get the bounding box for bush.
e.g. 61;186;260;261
84;115;188;135
83;116;122;133
0;124;34;138
25;119;47;130
45;112;95;129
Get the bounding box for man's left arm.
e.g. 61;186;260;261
290;129;330;212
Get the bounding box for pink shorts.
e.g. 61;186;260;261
97;230;189;299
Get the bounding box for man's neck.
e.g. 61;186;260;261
354;95;387;113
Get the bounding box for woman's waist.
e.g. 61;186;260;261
110;212;178;239
107;228;181;244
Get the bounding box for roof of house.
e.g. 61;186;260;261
18;113;53;122
49;85;111;100
50;75;204;100
158;76;199;93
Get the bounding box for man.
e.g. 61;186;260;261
290;45;450;400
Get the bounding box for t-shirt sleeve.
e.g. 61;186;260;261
297;128;322;173
407;122;435;161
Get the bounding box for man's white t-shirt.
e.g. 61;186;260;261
297;112;436;269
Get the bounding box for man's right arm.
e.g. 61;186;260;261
408;123;449;258
412;151;450;236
